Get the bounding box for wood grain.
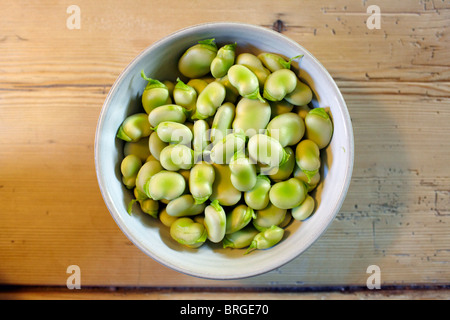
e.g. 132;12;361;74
0;0;449;294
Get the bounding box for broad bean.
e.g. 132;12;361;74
227;64;264;101
166;194;206;217
267;112;305;147
211;43;236;79
284;79;313;106
263;69;298;101
148;104;188;127
236;53;270;86
291;195;315;221
192;119;210;160
305;108;333;149
295;139;321;182
293;164;320;191
253;202;287;231
159;144;194;171
148;131;168;161
141;71;171;114
186;78;208;95
145;170;186;201
223;225;259;249
269;100;294;119
246;225;284;254
117;113;152;142
247;134;290;168
232;98;271;138
173;78;197;113
124;137;150;162
139;198;159;218
204;200;226;243
257;53;302;72
215;75;240;103
120;154;142;189
155;121;193;145
192;81;226;120
267;147;295;181
269;177;307;209
210;132;246;165
210;163;242;206
244;175;271;210
225;204;255;234
178;38;218;79
170;217;207;248
189;162;215;204
159;207;178;227
229;152;257;192
210;102;235;144
135;159;163;198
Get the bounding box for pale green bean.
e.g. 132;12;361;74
246;225;284;254
173;78;197;113
284;79;313;106
204;200;226;243
148;131;168;161
210;102;235;144
227;64;264;101
178;38;218;79
267;112;305;147
120;154;142;189
269;100;294;119
293;164;321;191
210;132;246;165
257;53;302;72
263;69;298;101
170;217;207;248
123;137;150;163
247;134;290;168
211;43;236;78
210;163;242;206
189;161;215;204
291;195;315;221
145;170;186;201
244;175;271;210
266;147;295;182
269;177;307;209
192;119;210;160
141;71;171;114
305;108;333;149
166;194;206;217
135;159;163;198
225;204;255;234
159;144;194;171
192;81;226;120
215;75;240;103
223;225;259;249
229;152;257;192
148;104;188;127
236;53;270;86
139;198;159;218
155;121;193;144
117;113;152;142
253;202;287;232
232;98;271;138
295;139;321;182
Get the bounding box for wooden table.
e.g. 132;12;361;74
1;0;449;300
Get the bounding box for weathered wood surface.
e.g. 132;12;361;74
0;0;449;297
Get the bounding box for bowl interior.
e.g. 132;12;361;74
95;22;354;280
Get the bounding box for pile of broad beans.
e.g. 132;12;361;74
117;39;333;253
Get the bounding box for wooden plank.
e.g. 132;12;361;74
0;0;449;289
1;286;449;300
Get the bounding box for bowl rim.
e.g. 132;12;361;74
94;21;354;280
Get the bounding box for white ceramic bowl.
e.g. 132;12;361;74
95;22;354;280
